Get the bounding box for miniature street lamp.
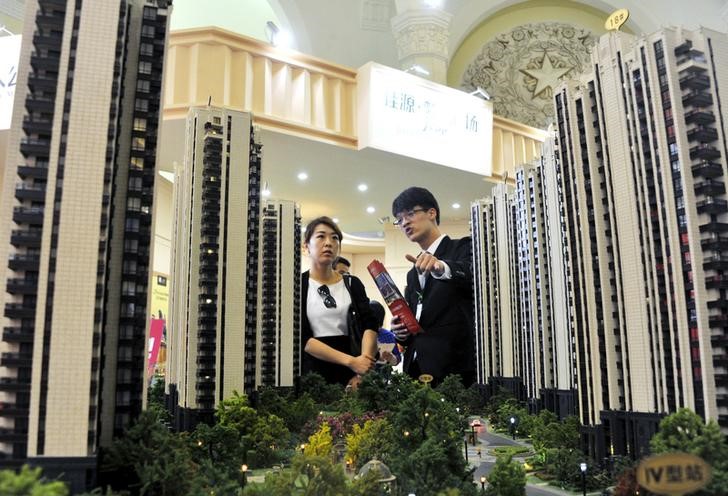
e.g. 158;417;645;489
480;475;487;493
579;462;587;496
241;464;249;488
509;416;516;440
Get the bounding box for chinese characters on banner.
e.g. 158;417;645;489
358;62;493;176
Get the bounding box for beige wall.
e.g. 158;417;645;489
153;175;173;276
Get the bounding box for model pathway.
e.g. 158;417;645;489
466;419;601;496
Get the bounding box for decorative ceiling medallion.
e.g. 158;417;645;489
462;22;596;128
520;51;574;99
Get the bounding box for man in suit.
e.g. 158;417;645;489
332;255;351;275
390;187;475;386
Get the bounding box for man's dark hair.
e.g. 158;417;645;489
303;216;343;244
332;256;351;268
392;186;440;225
369;300;385;328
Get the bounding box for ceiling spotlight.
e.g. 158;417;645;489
297;172;308;181
265;21;293;48
332;217;339;223
452;203;461;209
358;183;368;192
469;86;491;100
261;181;271;197
424;0;443;8
406;65;430;76
366;206;376;214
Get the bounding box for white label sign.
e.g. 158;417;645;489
0;35;22;130
357;62;493;176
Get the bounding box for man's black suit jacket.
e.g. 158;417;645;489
401;235;475;385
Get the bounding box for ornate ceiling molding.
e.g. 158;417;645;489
461;22;596;128
391;8;452;61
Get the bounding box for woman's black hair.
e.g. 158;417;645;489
303;216;343;244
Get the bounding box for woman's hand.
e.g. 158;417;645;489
347;375;362;391
348;354;375;375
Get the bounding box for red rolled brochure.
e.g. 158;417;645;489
367;259;421;335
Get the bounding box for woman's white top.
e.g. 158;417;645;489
307;278;351;338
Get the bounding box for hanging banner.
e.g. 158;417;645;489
357;61;493;176
147;318;164;379
147;273;169;380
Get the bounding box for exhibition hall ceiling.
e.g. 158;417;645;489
161;0;727;236
177;1;727;71
6;0;728;237
158;119;494;237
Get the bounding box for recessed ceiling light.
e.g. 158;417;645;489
366;206;375;214
358;183;368;192
452;203;461;209
332;217;339;223
297;172;308;181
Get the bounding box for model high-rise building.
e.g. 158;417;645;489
256;199;301;388
0;0;171;488
471;184;523;396
536;138;576;416
514;144;576;417
167;107;262;430
553;27;728;460
472;147;576;416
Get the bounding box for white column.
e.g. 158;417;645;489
391;0;452;84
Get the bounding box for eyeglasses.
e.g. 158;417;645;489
317;285;337;308
393;208;427;227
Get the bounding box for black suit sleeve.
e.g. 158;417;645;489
398;271;417;347
440;236;472;292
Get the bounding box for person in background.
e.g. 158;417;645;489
332;255;351;275
301;216;379;386
368;300;401;367
390;186;475;387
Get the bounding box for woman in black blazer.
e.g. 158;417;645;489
300;216;378;386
